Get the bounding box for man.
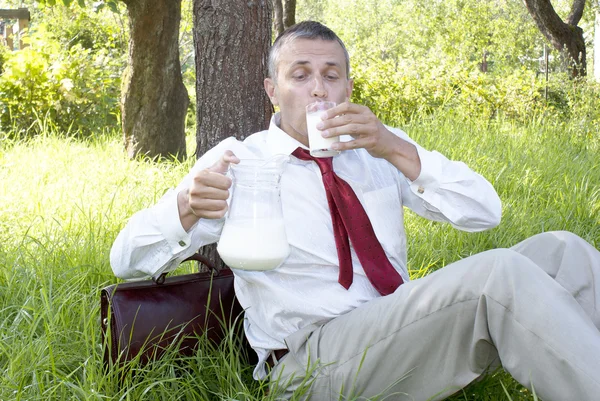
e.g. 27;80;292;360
111;21;600;400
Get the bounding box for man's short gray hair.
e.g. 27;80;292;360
268;21;350;81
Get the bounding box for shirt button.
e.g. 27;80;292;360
417;186;425;194
178;240;186;247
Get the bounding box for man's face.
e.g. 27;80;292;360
264;38;353;144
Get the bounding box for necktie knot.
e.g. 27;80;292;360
292;147;333;174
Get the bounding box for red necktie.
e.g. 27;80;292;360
292;148;404;296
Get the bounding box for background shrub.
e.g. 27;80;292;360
0;6;126;138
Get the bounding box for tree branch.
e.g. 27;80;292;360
566;0;586;25
523;0;570;49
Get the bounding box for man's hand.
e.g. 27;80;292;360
318;102;421;180
178;151;240;230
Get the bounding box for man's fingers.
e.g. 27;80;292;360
322;113;369;130
319;104;377;140
190;182;230;200
188;186;230;219
194;169;232;190
323;102;365;120
189;206;229;220
190;198;229;213
322;119;377;140
186;151;240;220
332;138;359;151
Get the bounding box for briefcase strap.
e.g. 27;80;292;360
152;252;219;285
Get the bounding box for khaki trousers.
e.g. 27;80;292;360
271;231;600;401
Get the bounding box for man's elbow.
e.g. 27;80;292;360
470;200;502;232
481;211;501;231
109;243;139;280
487;196;502;229
454;200;502;232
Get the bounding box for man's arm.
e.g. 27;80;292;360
110;141;244;280
397;136;502;231
318;102;501;231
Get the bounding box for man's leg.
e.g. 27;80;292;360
271;233;600;401
510;231;600;327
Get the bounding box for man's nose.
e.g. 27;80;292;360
311;77;327;98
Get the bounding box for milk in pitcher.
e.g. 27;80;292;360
217;219;290;270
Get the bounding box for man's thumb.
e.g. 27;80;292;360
208;150;240;174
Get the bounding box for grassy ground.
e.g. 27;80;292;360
0;113;598;400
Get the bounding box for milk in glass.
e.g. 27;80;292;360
306;101;340;158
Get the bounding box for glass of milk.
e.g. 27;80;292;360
217;155;290;271
306;101;340;158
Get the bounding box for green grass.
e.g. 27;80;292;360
0;112;598;400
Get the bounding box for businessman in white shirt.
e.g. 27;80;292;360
111;21;600;401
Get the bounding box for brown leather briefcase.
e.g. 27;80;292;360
100;254;249;366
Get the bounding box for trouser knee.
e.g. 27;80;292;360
474;248;548;298
514;230;588;253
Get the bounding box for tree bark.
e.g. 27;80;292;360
273;0;285;36
523;0;587;77
283;0;296;29
193;0;273;266
121;0;189;160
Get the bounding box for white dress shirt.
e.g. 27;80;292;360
110;113;502;379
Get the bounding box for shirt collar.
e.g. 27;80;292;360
265;112;308;157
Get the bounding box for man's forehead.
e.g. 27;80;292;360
279;38;346;65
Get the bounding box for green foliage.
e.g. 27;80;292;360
299;0;599;127
0;32;123;137
0;7;126;138
32;0;121;13
0;44;7;75
43;4;127;52
351;55;600;126
301;0;543;73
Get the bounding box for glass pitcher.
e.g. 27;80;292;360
217;155;290;271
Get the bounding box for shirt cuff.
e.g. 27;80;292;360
154;190;193;253
408;147;443;195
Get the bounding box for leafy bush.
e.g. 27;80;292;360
0;34;123;137
351;54;599;129
0;44;7;74
304;0;599;129
43;4;127;52
0;7;126;138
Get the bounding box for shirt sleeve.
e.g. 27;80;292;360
110;137;253;280
389;126;502;232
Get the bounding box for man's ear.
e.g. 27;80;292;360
264;78;278;106
346;78;354;102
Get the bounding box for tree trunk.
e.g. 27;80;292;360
121;0;189;160
283;0;296;29
193;0;273;267
523;0;587;77
273;0;285;36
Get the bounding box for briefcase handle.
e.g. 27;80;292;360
152;252;221;285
